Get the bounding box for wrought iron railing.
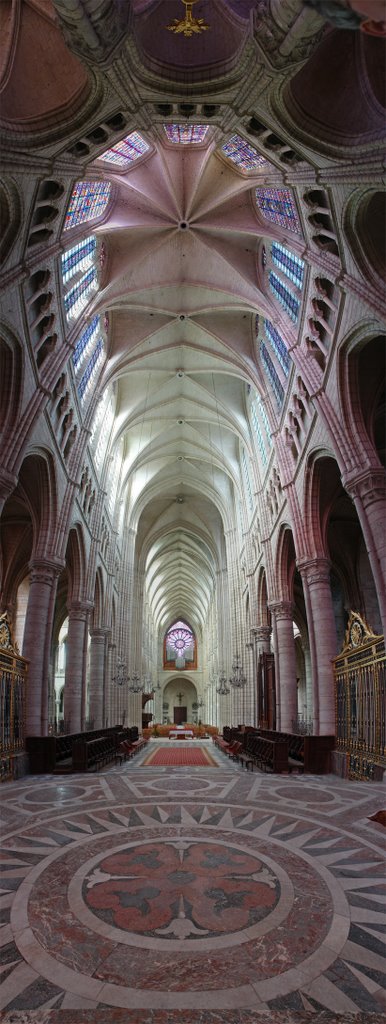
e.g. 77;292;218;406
334;611;385;780
0;613;28;781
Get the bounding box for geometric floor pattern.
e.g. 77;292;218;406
0;741;385;1024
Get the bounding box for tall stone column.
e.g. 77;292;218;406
252;626;271;726
269;601;297;732
89;628;108;729
343;468;386;636
22;559;63;736
64;602;91;733
297;557;337;735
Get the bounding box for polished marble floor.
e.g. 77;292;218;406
0;741;385;1024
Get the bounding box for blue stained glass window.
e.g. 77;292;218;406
64;267;97;320
271;243;304;289
78;338;103;401
269;272;299;323
163;124;209;144
64;181;111;231
260;342;284;408
97;132;150;167
221;134;267;172
264;319;291;376
257;395;272;445
242;447;254;513
251;403;267;466
73;315;100;370
61;236;96;284
255;188;301;233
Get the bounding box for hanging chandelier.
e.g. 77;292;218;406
216;668;230;696
112;657;129;687
166;0;210;38
128;671;145;694
229;653;247;689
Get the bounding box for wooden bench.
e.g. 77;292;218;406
72;735;120;772
238;734;289;773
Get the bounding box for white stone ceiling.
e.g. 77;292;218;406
89;135;279;632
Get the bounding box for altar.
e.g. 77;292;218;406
169;727;194;740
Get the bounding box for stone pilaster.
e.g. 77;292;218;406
297;557;337;735
89;627;109;728
269;600;297;732
22;558;64;736
64;601;92;733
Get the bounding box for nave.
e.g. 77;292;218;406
0;742;385;1024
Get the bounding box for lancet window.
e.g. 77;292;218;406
264;319;291;376
97;132;149;167
260;342;285;408
72;316;100;371
78;339;104;402
271;243;304;289
163;125;209;144
221;134;267;171
64;267;97;321
255;188;301;233
269;272;299;323
64;181;111;231
61;236;96;284
90;389;115;472
242;447;254;514
164;620;196;669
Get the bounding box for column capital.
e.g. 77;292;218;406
90;626;110;640
297;556;331;585
67;599;93;621
251;626;271;643
269;599;294;620
342;467;386;507
29;557;65;585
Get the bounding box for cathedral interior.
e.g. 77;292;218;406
0;0;385;1021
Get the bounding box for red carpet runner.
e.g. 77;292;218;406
142;745;217;767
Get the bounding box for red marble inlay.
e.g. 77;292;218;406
84;841;279;936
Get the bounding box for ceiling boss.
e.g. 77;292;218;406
166;0;210;37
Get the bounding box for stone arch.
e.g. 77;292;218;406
65;524;87;605
283;31;385;153
0;324;23;451
274;524;297;602
17;450;58;559
256;566;270;628
0;178;22;266
92;568;105;629
0;450;58;613
345;190;386;288
339;329;385;467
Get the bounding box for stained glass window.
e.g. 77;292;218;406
255;188;301;233
221;134;267;172
91;389;115;471
242;447;254;513
163;124;209;144
251;403;267;466
264;319;291;376
64;267;97;320
260;342;284;408
97;132;150;167
64;181;111;231
257;395;272;445
164;620;196;667
78;338;103;402
73;315;100;371
271;243;304;289
61;236;96;284
269;272;299;323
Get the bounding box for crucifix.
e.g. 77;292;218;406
177;691;184;705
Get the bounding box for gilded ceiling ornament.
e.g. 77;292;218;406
166;0;210;37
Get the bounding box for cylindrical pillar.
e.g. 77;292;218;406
64;602;90;733
298;557;337;735
22;559;63;736
269;601;297;732
89;628;108;729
